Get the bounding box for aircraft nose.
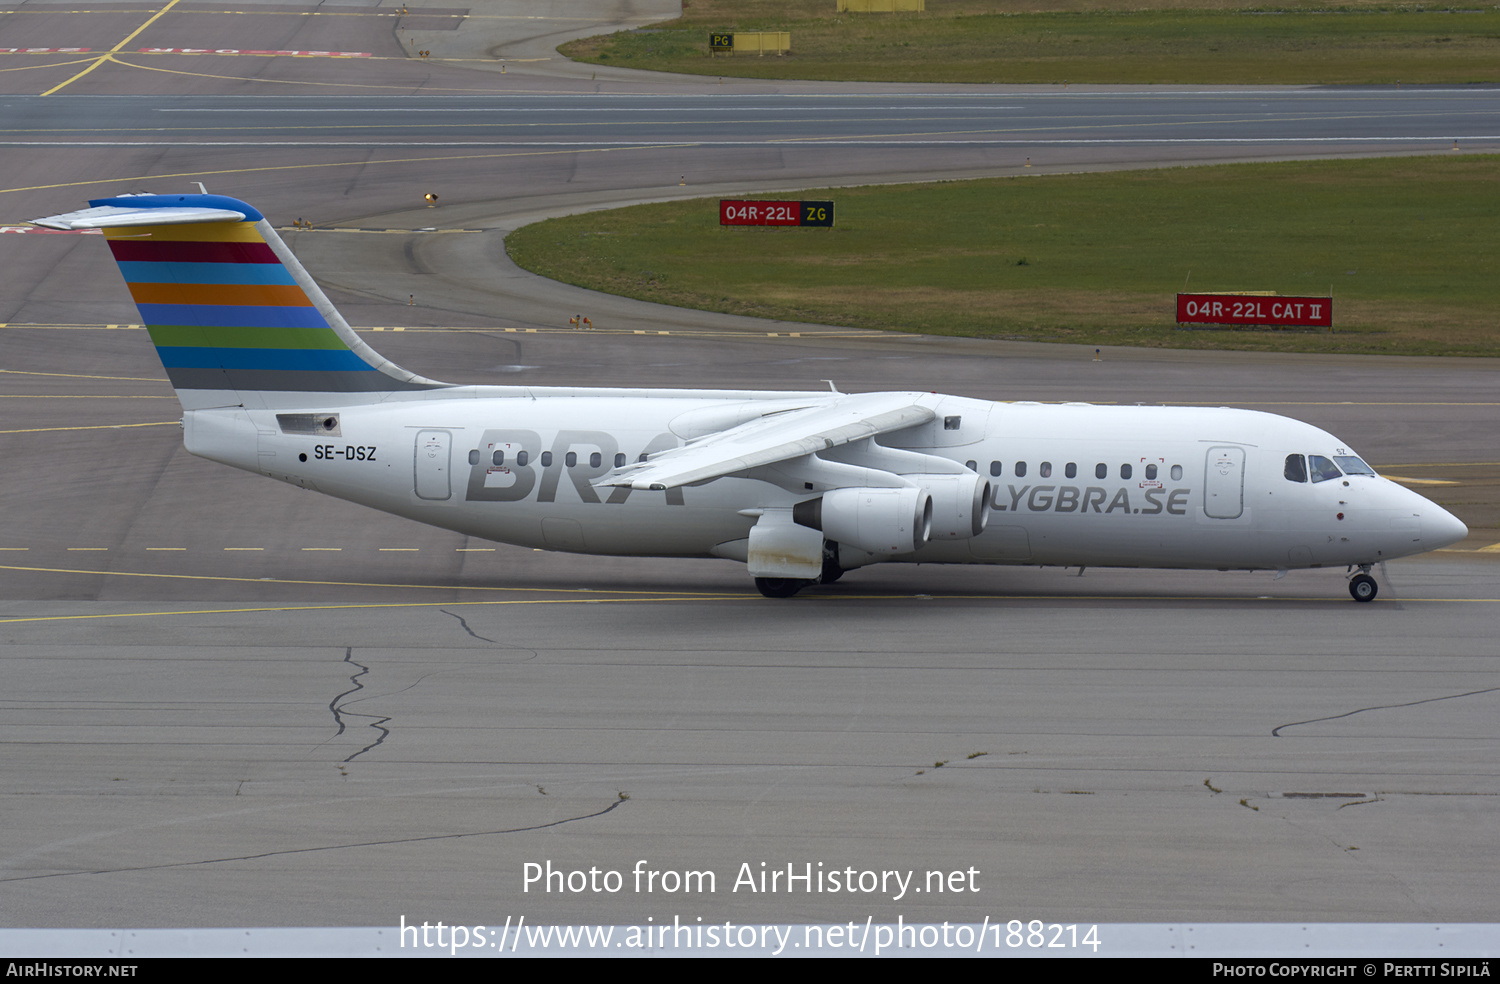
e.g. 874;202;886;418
1424;503;1469;550
1379;482;1467;556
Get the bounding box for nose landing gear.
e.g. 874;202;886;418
1348;564;1378;603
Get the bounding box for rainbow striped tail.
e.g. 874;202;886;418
32;193;445;410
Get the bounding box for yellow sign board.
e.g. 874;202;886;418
837;0;924;11
731;32;791;56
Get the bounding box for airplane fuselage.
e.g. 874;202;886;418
183;390;1456;574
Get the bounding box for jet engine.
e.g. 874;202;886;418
913;472;991;540
798;486;932;556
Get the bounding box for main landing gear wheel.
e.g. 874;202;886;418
754;577;809;599
1349;573;1378;603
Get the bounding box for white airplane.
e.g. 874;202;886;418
33;193;1468;601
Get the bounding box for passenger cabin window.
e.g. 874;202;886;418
540;451;553;467
1095;463;1107;479
1171;464;1183;481
1145;464;1158;480
1120;464;1133;480
1039;461;1052;478
615;453;626;468
517;451;529;467
990;461;1003;478
1015;462;1027;478
468;449;479;465
1309;455;1342;483
1284;454;1307;483
565;451;577;468
493;450;505;466
1065;462;1077;479
966;460;977;472
591;452;603;468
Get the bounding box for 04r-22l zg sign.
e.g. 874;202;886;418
720;200;834;227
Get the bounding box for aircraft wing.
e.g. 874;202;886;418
597;391;936;490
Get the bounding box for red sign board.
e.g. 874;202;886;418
720;200;833;227
1177;294;1332;328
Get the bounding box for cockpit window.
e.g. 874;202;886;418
1309;455;1342;483
1333;455;1376;477
1284;454;1307;483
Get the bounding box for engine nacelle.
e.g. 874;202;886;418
813;486;932;556
912;472;991;540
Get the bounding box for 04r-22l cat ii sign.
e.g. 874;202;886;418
31;193;1466;600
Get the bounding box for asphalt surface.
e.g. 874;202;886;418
1;0;1498;948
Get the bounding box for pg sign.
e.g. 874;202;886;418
720;200;834;227
1177;293;1332;328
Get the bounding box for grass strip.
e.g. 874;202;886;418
506;155;1500;357
561;0;1500;85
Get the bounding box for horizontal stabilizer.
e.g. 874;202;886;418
32;194;262;230
32;205;248;230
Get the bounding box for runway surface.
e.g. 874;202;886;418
1;0;1498;945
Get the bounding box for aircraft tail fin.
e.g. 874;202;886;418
32;193;446;410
